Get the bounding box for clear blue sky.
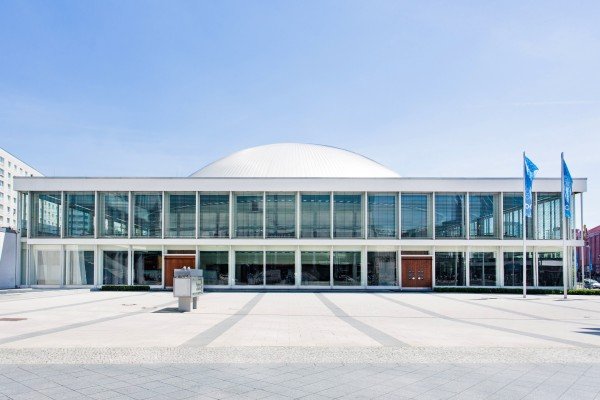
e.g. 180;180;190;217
1;1;599;226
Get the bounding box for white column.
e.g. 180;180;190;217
361;246;368;287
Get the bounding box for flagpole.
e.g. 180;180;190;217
561;152;568;299
523;151;527;299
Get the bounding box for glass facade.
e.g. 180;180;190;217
165;193;196;238
333;251;361;286
538;251;563;286
503;251;534;287
31;192;62;237
469;193;497;238
435;252;466;286
301;194;330;238
133;193;162;238
133;250;162;285
103;250;128;285
367;251;396;286
199;194;229;238
537;193;562;240
199;251;229;285
368;194;397;238
266;194;296;238
65;246;94;285
19;192;28;237
469;252;496;286
401;193;432;238
99;192;129;237
301;251;330;285
503;193;534;240
266;251;295;285
334;193;363;238
235;251;263;285
234;194;263;238
65;193;95;237
33;246;62;285
435;194;465;238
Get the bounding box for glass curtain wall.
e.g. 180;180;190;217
133;250;162;285
334;193;363;238
266;194;296;238
469;193;498;238
33;245;62;285
31;192;62;237
367;252;397;286
301;251;330;285
65;193;95;237
266;251;295;285
98;192;129;237
435;252;466;286
103;250;129;285
199;251;229;285
234;194;263;238
503;251;534;286
469;252;496;286
300;194;330;238
199;194;229;238
503;193;534;239
165;193;196;238
537;193;562;240
435;194;465;238
65;246;94;285
235;251;263;285
133;193;162;238
333;251;361;286
401;193;432;238
19;192;28;237
538;251;563;286
368;194;397;238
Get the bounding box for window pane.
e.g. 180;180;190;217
199;194;229;238
435;252;466;286
133;193;162;238
469;252;496;286
103;250;128;285
65;193;95;237
334;193;363;238
65;248;94;285
401;193;432;238
333;252;361;286
235;251;263;285
133;250;162;285
199;251;228;285
19;192;28;237
367;252;396;286
33;246;62;285
300;194;330;238
234;194;263;238
537;193;562;240
368;194;397;238
301;251;330;285
503;193;533;240
538;251;563;286
503;251;533;286
435;194;465;238
31;192;62;237
99;192;129;237
266;251;295;285
469;193;497;238
266;194;296;238
166;193;196;238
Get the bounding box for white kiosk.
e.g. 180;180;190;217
173;268;204;312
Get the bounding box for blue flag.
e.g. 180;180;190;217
563;158;573;219
524;156;538;218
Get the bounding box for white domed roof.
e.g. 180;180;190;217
190;143;399;178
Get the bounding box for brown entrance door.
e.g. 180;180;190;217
402;257;432;288
164;256;196;287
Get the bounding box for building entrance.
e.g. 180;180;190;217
165;256;195;287
402;257;432;288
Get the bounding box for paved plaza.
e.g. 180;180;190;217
1;290;600;399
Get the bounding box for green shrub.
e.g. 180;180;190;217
100;285;150;292
433;287;600;295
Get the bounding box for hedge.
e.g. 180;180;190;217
100;285;150;292
433;287;600;295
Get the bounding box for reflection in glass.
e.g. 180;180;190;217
503;193;534;239
133;193;162;237
435;252;466;286
99;192;129;237
401;193;432;238
266;251;295;285
166;193;196;238
199;194;229;238
503;251;533;286
368;194;396;238
19;192;28;237
33;246;62;285
199;251;229;285
235;251;263;285
469;193;497;238
435;194;465;238
334;193;363;238
537;193;562;240
65;193;95;237
301;251;330;285
65;248;94;285
234;194;263;238
31;192;62;237
103;250;128;285
134;251;162;285
333;252;361;286
469;252;496;286
367;252;396;286
301;194;330;238
538;252;563;286
266;194;296;238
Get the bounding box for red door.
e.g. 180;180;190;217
402;257;432;288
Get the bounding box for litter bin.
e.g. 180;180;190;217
173;268;204;312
